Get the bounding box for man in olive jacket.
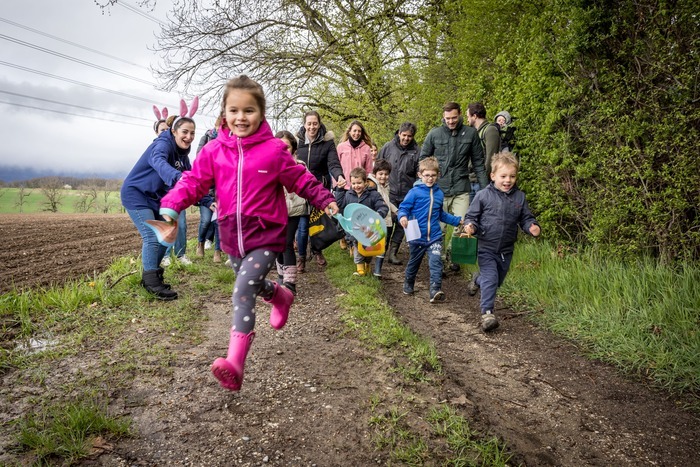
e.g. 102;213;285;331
421;102;488;270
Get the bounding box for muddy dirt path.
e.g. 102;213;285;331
1;214;698;466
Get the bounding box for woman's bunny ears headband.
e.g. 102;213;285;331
152;96;199;132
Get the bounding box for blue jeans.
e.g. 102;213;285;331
198;205;220;250
165;210;187;257
296;215;309;258
405;241;444;293
476;250;513;313
126;208;168;271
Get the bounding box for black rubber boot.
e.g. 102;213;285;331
142;269;178;301
373;256;384;277
156;267;171;289
387;242;403;265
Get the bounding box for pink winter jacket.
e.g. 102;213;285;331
160;120;335;258
335;140;373;187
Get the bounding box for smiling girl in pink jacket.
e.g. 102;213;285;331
159;75;339;391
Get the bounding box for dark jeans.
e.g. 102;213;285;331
404;241;444;293
278;216;301;266
476;250;513;313
296;215;309;257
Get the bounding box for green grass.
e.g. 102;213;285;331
325;244;513;464
1;241;218;464
325;244;441;381
16;399;131;465
428;405;513;466
0;187;122;213
501;239;700;394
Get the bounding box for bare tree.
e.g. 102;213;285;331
74;187;99;213
144;0;442;129
15;186;31;213
40;177;65;213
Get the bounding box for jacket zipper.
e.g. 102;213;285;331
236;137;245;256
427;186;433;241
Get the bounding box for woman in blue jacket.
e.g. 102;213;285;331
121;115;195;300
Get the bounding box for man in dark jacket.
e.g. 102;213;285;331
421;102;488;271
377;122;421;265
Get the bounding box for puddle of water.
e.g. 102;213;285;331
14;337;58;354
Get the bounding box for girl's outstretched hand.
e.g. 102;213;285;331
324;202;339;216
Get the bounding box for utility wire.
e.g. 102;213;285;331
0;16;147;69
0;90;152;122
0;61;171;108
0;100;144;127
116;0;167;26
0;33;157;86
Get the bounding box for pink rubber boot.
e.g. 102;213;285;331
211;329;255;391
264;281;295;330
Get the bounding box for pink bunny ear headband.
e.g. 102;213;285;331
152;105;169;132
172;96;199;127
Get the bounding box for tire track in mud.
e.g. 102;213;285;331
379;259;700;466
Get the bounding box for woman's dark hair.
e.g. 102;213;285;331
153;119;167;134
167;115;196;131
303;110;322;125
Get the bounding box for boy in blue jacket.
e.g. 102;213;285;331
398;157;463;302
464;151;540;331
335;167;389;276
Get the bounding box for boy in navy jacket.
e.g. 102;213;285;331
397;157;463;302
335;167;389;276
464;151;540;331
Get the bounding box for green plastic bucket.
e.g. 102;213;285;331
451;236;477;264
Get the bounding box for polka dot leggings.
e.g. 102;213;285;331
228;249;276;334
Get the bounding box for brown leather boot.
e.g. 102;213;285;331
213;250;222;263
296;255;306;273
196;242;205;257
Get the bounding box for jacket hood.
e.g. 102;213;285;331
217;119;274;149
297;123;334;145
495;111;512;125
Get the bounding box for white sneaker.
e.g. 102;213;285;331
178;255;193;265
161;256;171;267
224;257;231;267
204;240;213;250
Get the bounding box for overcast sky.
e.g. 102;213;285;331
0;0;217;179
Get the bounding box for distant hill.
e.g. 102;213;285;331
0;166;126;184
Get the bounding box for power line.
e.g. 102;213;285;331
0;100;145;127
0;33;157;86
116;1;166;26
0;90;152;122
0;16;147;69
0;61;171;108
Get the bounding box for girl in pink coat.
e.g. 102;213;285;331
335;120;374;188
159;75;339;391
